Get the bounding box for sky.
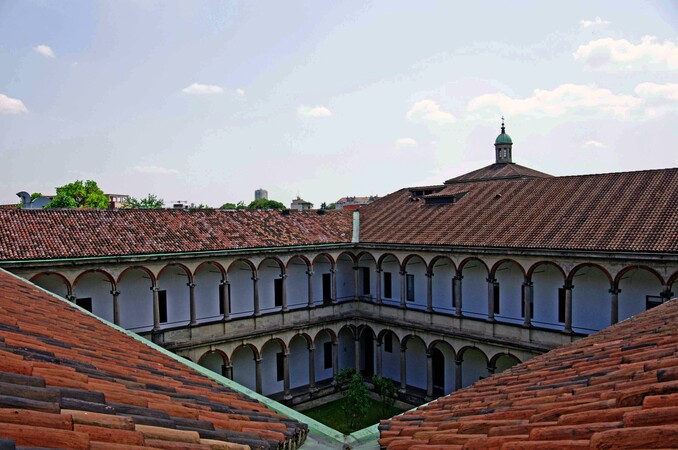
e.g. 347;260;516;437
0;1;676;208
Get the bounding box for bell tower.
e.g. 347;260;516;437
494;117;513;164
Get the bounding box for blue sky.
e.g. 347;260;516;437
1;1;676;207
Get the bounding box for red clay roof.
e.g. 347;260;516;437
444;162;553;184
0;209;352;261
0;269;308;449
379;298;678;450
361;168;678;253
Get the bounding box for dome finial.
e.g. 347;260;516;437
501;116;505;134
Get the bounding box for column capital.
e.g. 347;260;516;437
454;273;463;281
399;270;407;276
306;270;314;276
352;266;360;271
608;287;621;295
376;268;383;273
219;279;228;286
150;286;159;292
523;281;534;288
563;281;573;290
251;276;259;282
486;277;497;284
110;289;120;296
187;282;196;288
425;271;434;278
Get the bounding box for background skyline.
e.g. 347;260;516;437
1;1;676;207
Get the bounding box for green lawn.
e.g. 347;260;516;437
302;397;405;435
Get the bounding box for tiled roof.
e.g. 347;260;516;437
361;168;678;253
444;162;553;184
0;269;308;449
379;298;678;449
0;209;352;261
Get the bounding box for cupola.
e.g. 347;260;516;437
494;117;513;164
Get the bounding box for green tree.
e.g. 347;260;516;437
247;198;285;210
220;201;247;210
371;375;396;414
46;180;109;209
320;202;336;210
123;193;165;209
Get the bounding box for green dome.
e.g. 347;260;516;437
495;132;512;145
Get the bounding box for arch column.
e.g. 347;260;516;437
111;289;120;325
426;271;433;313
399;345;407;393
487;276;497;321
283;351;291;400
399;271;407;308
376;269;383;304
151;286;160;331
455;358;463;391
219;279;230;321
454;274;463;316
661;285;674;304
354;336;361;373
252;276;260;316
308;344;317;392
330;268;337;304
332;341;339;385
609;286;620;325
66;294;76;303
563;281;573;333
376;341;383;377
254;357;262;394
523;280;533;327
223;361;233;379
353;266;359;300
188;282;197;326
280;274;288;312
306;270;314;308
426;351;433;400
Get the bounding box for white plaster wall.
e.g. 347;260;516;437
261;341;284;396
572;267;610;333
618;269;662;321
199;352;224;375
229;262;254;317
232;347;256;391
32;274;69;298
494;262;523;324
461;262;488;318
118;270;153;331
336;256;354;301
405;338;426;389
381;258;400;306
432;260;453;313
289;336;309;389
405;257;427;310
73;273;114;322
259;262;282;314
287;260;308;309
461;348;488;388
194;265;222;322
381;333;400;382
338;328;354;370
158;267;190;326
314;331;333;382
357;257;376;300
532;264;564;330
311;258;331;305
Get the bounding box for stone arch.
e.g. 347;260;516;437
616;265;665;321
258;257;286;314
226;258;256;318
357;325;376;377
529;261;567;330
336;252;357;302
427;340;456;395
260;338;287;396
286;256;310;309
198;350;229;377
378;253;401;306
72;269;116;322
117;265;156;285
289;333;311;390
457;346;490;389
490;259;526;278
311;253;334;306
157;263;193;326
402;334;427;390
314;328;337;383
337;325;356;370
669;272;678;299
429;256;455;313
117;266;155;331
377;329;401;383
356;252;377;301
489;352;521;374
158;262;193;283
231;344;260;392
492;259;526;324
30;272;71;298
568;263;613;333
403;254;427;310
458;257;490;319
527;261;566;279
193;261;226;323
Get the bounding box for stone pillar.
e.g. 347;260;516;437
66;294;76;303
400;271;407;308
609;286;620;325
376;269;383;304
454;274;463;316
332;341;339;385
426;351;433;399
330;268;337;304
308;344;317;392
354;337;361;373
523;280;533;327
564;281;573;333
254;357;262;394
188;282;197;326
283;351;291;400
455;358;463;391
487;277;496;321
426;271;433;313
252;276;260;316
306;270;314;308
399;345;407;393
488;364;496;375
223;362;233;379
151;286;160;331
376;342;383;377
219;280;230;321
280;273;288;312
111;289;120;326
353;266;360;300
661;285;674;305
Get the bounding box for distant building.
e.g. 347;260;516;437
15;191;129;209
335;195;379;211
255;188;268;200
290;196;313;211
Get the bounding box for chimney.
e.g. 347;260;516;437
352;210;360;243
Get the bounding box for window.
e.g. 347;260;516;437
323;341;332;369
274;278;283;307
493;284;500;315
158;290;168;323
76;297;92;313
384;272;392;299
276;352;284;382
646;295;663;310
361;268;370;295
384;333;392;353
322;273;332;302
406;274;415;301
558;288;566;323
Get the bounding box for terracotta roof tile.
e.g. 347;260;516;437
380;298;678;449
0;269;308;448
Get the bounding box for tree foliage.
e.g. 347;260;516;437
371;375;396;414
337;368;369;429
320;202;336;210
46;180;109;209
123;193;165;209
220;201;246;210
247;198;285;210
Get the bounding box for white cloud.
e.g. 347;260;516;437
574;36;678;70
0;93;29;114
235;88;245;97
633;82;678;117
297;105;332;118
467;84;641;118
579;17;609;28
395;137;418;147
129;165;180;175
33;44;55;58
583;140;606;149
406;99;456;124
182;83;224;95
